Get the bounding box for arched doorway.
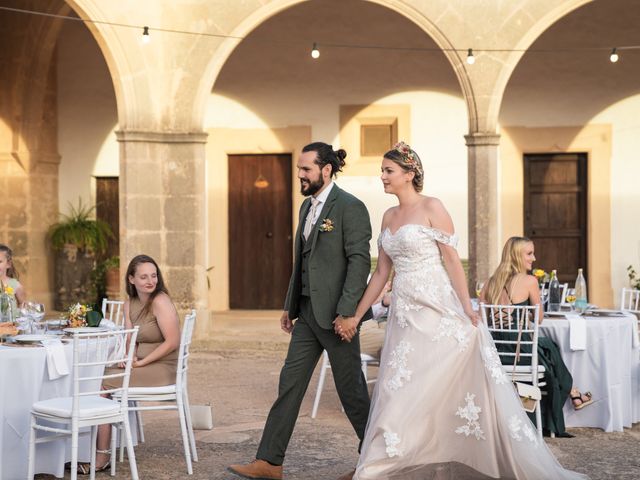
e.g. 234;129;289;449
499;0;640;307
200;0;468;310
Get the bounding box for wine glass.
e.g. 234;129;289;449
31;303;46;333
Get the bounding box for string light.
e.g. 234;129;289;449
609;47;619;63
466;48;475;65
142;26;150;44
311;42;320;59
0;5;639;63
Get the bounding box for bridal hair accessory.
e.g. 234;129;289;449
392;141;423;176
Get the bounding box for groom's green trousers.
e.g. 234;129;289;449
256;296;371;466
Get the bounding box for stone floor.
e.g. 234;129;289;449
40;310;640;479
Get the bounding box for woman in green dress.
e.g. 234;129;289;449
481;236;592;437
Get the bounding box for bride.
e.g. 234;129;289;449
335;142;587;479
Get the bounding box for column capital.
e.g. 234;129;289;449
464;132;501;147
115;130;208;144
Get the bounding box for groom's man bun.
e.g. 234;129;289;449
302;142;346;177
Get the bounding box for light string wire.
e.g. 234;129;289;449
2;5;640;54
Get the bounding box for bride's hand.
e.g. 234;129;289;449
466;310;480;327
334;315;359;342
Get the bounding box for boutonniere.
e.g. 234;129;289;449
319;218;334;232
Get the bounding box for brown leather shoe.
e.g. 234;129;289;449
337;469;355;480
228;459;283;480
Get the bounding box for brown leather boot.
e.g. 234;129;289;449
228;459;283;480
336;469;355;480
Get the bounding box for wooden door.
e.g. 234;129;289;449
95;177;119;260
523;153;587;284
228;154;293;309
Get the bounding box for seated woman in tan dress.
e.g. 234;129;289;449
84;254;180;474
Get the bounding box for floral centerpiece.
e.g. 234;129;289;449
0;282;16;323
65;303;92;328
532;268;548;286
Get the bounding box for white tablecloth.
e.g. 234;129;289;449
539;313;640;432
0;341;138;479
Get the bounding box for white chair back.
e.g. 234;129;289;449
71;327;139;410
620;288;640;312
480;303;542;437
176;310;197;392
101;298;125;327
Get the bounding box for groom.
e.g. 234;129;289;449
229;142;372;480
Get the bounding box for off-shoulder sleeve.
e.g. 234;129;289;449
430;227;458;248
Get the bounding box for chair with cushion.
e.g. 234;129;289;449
113;309;198;474
101;298;125;327
27;327;140;480
480;303;545;438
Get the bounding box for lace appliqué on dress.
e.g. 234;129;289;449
395;296;422;328
508;415;539;446
387;341;413;390
455;393;486;440
383;431;403;458
432;315;469;350
483;346;508;385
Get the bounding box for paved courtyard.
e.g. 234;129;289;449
40;311;639;479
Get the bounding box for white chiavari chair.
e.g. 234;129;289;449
480;303;545;438
27;327;140;480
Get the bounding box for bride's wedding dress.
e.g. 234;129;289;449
354;224;587;480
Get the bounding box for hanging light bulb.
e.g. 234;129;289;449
311;42;320;59
466;48;475;65
609;47;619;63
142;26;150;44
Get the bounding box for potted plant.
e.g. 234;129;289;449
104;256;120;300
48;199;113;310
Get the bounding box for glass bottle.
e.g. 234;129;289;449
548;270;561;312
574;268;588;313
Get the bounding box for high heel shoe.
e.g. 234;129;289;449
77;449;111;475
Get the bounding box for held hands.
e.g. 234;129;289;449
280;311;294;334
333;315;359;342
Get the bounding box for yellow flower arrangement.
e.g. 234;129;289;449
4;286;14;296
65;302;92;328
532;269;548;285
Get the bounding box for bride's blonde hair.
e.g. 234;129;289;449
484;236;532;304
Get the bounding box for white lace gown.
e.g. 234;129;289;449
354;224;588;480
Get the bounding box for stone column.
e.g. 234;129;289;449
465;133;501;290
116;131;208;329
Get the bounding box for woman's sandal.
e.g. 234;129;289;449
571;390;593;410
77;449;111;475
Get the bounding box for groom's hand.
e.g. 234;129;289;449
334;315;358;342
280;311;293;334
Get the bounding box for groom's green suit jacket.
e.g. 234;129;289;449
284;185;372;329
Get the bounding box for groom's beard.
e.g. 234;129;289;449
300;176;325;196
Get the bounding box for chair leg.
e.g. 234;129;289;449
535;401;543;438
27;414;36;480
122;417;139;480
119;423;125;462
182;390;198;462
134;402;145;443
90;426;97;480
70;423;79;480
110;424;117;476
177;394;194;474
311;352;329;419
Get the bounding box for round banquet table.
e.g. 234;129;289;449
539;312;640;432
